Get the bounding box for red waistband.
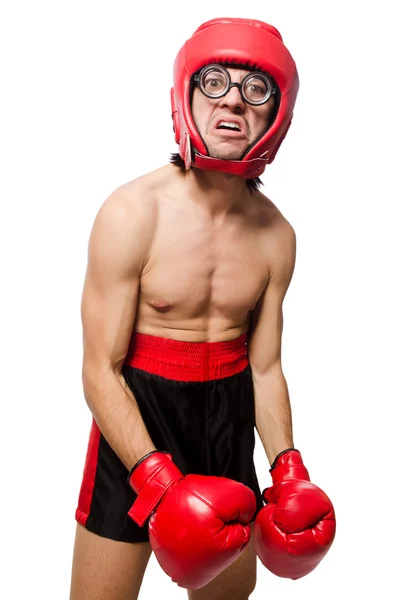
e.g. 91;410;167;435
124;333;249;382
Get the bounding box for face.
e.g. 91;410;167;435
191;67;276;161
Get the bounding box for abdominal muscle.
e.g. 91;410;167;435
131;245;264;343
133;305;252;343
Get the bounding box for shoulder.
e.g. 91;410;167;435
90;164;178;237
97;169;160;220
95;163;181;222
250;189;293;229
86;167;167;265
250;189;295;246
251;191;296;282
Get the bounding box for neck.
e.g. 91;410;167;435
183;166;249;216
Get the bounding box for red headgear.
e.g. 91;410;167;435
171;18;299;179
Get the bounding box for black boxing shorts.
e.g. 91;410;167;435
75;333;263;543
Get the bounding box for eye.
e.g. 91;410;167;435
247;83;265;95
201;68;228;96
244;75;271;103
208;78;222;88
204;76;225;91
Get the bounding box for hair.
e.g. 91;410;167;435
169;153;263;191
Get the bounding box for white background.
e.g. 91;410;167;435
1;0;396;598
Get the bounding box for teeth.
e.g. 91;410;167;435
218;121;241;130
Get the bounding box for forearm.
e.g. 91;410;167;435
83;367;156;471
251;366;294;465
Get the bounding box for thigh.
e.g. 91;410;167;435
187;525;257;600
69;524;152;600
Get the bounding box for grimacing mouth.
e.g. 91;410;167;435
216;120;241;132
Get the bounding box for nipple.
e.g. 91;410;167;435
149;298;171;312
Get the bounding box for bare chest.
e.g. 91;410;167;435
140;213;269;320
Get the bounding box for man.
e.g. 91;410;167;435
70;18;336;600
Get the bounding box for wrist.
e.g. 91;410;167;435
270;447;297;469
128;450;166;484
128;451;184;526
270;448;310;484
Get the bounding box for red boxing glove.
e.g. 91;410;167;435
254;449;336;580
128;451;256;589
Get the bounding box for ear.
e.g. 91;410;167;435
267;117;292;164
170;88;180;144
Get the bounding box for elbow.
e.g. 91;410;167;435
81;362;108;409
81;360;123;410
82;359;96;391
250;360;284;381
81;364;96;410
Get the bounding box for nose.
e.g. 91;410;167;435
219;84;245;112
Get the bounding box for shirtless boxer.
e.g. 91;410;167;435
70;18;336;600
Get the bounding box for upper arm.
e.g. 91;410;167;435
248;221;296;375
81;184;156;378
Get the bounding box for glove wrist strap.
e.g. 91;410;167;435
128;451;183;527
270;449;310;484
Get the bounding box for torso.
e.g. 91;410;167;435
130;164;290;342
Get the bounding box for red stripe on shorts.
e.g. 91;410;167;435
75;419;101;526
124;333;249;381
